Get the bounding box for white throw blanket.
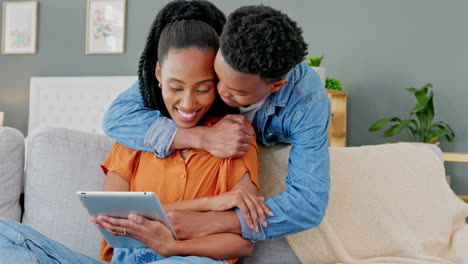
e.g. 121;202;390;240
258;143;468;264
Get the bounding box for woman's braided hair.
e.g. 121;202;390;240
138;0;227;118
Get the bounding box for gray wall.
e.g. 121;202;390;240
1;0;467;194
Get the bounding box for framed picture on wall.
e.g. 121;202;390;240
86;0;126;54
1;1;39;55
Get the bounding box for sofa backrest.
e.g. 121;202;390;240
28;76;137;136
22;127;115;259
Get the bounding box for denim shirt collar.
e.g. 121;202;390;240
263;61;306;116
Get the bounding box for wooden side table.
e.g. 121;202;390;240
443;152;468;203
326;89;347;147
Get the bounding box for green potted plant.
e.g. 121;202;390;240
305;54;325;86
369;83;455;143
325;77;343;91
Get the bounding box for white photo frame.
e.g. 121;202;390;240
86;0;126;54
1;1;38;55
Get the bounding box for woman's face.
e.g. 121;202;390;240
156;47;217;129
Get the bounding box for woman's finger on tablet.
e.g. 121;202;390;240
96;216;129;235
97;218;123;236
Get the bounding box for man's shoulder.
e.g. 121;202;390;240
274;62;327;107
115;80;143;100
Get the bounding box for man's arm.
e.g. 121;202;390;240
237;94;331;241
103;82;253;158
102;81;177;157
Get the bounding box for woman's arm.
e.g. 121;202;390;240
103;171;130;191
165;173;272;237
168;232;254;259
96;213;254;259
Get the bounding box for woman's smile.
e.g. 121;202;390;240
176;108;201;122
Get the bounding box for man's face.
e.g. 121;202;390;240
214;50;272;107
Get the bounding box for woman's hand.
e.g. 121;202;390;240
91;214;177;257
207;177;273;232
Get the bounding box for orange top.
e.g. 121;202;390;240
99;118;258;264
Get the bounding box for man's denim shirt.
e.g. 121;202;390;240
103;61;331;242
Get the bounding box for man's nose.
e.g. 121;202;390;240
218;82;232;98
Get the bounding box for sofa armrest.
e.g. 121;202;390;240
0;127;24;221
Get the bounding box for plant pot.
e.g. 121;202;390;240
311;66;326;87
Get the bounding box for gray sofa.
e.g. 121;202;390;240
0;126;300;263
2;125;467;264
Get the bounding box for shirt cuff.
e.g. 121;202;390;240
144;117;177;158
235;208;266;242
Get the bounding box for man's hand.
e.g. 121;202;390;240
207;175;273;232
202;114;254;158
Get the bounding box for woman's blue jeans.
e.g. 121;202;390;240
0;218;227;264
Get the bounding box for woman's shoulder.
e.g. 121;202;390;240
110;142;142;156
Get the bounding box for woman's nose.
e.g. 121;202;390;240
180;92;196;110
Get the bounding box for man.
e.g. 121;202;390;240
103;5;330;242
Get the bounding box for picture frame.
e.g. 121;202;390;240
1;1;39;55
86;0;126;54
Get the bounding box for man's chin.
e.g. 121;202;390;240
225;102;240;108
221;96;240;107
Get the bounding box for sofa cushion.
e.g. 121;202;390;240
239;145;301;264
22;127;115;259
241;237;300;264
0;127;24;221
259;143;468;264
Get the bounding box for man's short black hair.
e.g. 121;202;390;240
220;5;308;82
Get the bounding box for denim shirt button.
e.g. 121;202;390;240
265;132;279;142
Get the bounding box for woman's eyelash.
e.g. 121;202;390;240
170;86;213;93
196;90;210;93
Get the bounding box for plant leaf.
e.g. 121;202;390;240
427;123;456;142
369;117;401;132
425;129;448;143
425;95;435;128
392;119;412;136
405;87;418;93
411;89;431;114
410;119;419;130
383;124;400;137
443;123;456;142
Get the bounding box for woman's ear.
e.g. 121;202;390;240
155;61;162;85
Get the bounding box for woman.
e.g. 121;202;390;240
0;1;260;263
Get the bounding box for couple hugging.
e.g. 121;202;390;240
0;0;330;263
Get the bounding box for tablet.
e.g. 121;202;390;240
76;191;177;248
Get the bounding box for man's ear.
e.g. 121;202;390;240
155;61;161;85
269;78;288;93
